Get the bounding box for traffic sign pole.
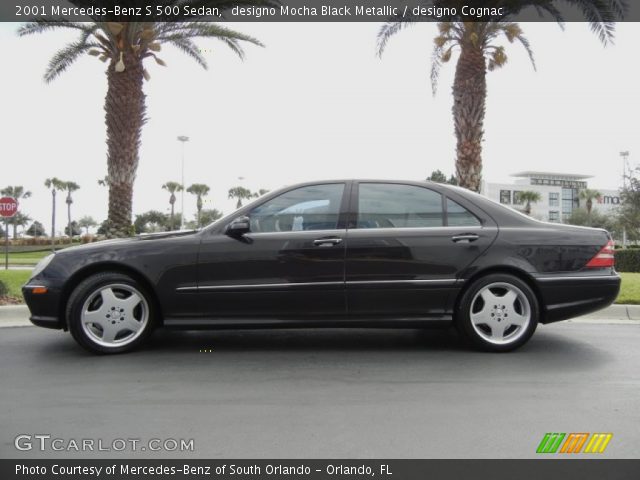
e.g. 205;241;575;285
4;219;8;270
0;197;19;270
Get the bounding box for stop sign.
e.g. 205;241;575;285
0;197;18;218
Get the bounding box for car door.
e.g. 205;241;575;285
345;182;498;317
196;182;349;319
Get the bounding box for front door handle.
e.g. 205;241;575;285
313;237;343;247
451;233;479;243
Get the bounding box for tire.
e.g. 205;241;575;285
455;273;538;352
66;272;156;354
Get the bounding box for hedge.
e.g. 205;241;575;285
615;249;640;272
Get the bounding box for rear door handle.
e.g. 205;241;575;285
313;237;343;247
451;233;479;243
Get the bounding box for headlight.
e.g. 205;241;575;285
30;253;54;280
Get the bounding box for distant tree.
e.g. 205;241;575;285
254;188;270;197
579;189;602;215
26;221;46;237
619;169;640;241
1;185;31;204
162;181;183;230
1;185;32;238
515;191;541;215
228;186;253;209
78;216;98;235
426;170;458;185
64;220;82;237
134;210;170;234
44;177;65;249
198;208;224;227
97;220;109;236
187;184;211;228
7;213;32;239
63;181;80;243
567;208;620;235
427;170;448;183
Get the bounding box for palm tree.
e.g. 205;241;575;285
516;191;542;215
63;181;80;243
377;1;626;192
228;186;253;209
78;216;98;235
19;3;269;237
580;189;602;215
187;184;211;228
162;181;183;230
44;177;65;249
7;213;32;240
0;186;32;238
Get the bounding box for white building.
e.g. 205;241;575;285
481;171;621;223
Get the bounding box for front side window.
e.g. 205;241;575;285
249;183;345;233
357;183;443;229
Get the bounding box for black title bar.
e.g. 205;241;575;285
2;0;638;22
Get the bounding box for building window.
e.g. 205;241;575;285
562;188;576;215
513;191;524;205
549;211;560;222
500;190;511;204
549;192;559;207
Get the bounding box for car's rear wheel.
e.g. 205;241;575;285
67;272;155;354
456;273;538;352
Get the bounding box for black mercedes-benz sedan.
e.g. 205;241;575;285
23;179;620;354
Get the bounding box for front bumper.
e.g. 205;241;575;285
536;273;621;323
22;283;64;330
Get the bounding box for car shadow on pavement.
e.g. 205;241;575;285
16;324;615;375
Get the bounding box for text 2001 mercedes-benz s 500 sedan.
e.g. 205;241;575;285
23;180;620;354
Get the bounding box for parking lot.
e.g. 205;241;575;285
0;322;638;459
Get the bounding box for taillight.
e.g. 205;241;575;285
585;240;615;268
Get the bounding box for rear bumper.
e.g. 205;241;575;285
535;274;621;324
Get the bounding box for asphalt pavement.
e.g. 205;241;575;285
0;322;639;459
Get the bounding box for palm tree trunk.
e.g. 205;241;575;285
170;203;175;230
452;33;487;193
67;200;72;243
50;190;56;251
12;223;17;240
105;50;146;238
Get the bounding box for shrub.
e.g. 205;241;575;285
0;280;7;297
615;249;640;272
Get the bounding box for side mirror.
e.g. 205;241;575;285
226;216;251;237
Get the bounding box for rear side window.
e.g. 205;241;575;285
446;198;481;226
249;183;345;233
357;183;443;228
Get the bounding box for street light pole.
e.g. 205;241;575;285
177;136;189;230
620;151;630;248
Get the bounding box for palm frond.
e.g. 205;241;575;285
44;39;100;83
165;36;209;69
17;19;95;37
376;18;414;57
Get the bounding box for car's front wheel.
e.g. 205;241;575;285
456;274;538;352
66;272;156;354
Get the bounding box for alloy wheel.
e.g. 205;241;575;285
469;282;531;345
80;283;149;348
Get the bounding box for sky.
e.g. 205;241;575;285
1;21;639;234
